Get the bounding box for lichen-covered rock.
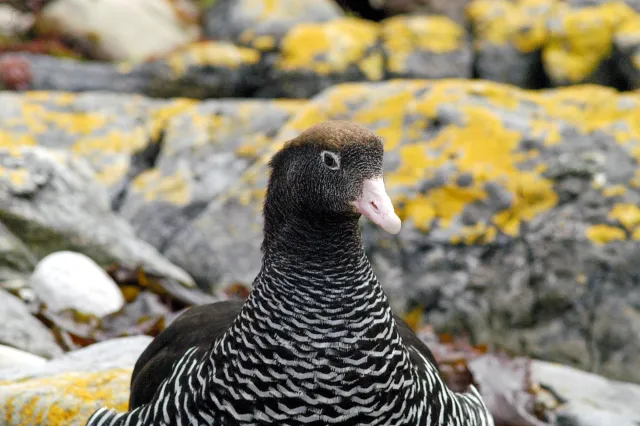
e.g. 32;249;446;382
381;15;472;79
139;41;264;99
38;0;199;62
203;0;342;51
170;79;640;383
0;89;164;194
543;2;635;87
118;99;303;271
0;288;62;359
0;145;198;303
0;336;151;426
262;17;384;98
29;251;125;317
467;0;552;88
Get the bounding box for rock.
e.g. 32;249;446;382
0;336;151;426
531;360;640;426
614;13;640;88
203;0;342;51
382;0;470;24
0;222;37;287
262;17;384;98
0;288;62;358
0;52;150;93
381;15;472;79
38;0;199;62
118;99;303;276
543;2;635;87
0;145;199;304
0;47;264;99
170;79;640;383
0;345;46;371
467;0;551;89
139;41;264;99
0;5;33;40
29;251;125;317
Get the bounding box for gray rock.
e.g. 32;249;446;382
0;145;197;302
0;53;150;93
29;251;125;317
202;0;342;51
0;335;151;381
0;222;36;286
0;288;62;358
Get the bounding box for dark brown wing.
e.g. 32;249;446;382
128;300;245;409
128;300;439;409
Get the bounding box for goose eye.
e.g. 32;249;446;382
321;151;340;170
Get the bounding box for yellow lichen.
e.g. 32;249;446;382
381;15;465;74
608;203;640;231
166;41;260;76
586;224;626;245
239;30;277;51
131;168;192;206
277;17;381;77
0;368;130;426
543;2;635;83
602;184;627;197
467;0;552;53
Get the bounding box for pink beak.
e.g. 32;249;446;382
353;177;402;234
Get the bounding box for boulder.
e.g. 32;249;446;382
381;15;472;79
543;2;634;87
29;251;125;317
0;288;62;359
467;0;551;89
0;336;151;426
38;0;199;62
167;79;640;383
139;41;264;99
202;0;343;51
0;345;46;371
0;145;199;304
262;17;384;98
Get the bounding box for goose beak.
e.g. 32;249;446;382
353;177;402;234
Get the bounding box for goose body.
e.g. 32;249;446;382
86;121;494;426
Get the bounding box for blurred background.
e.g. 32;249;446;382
1;0;640;425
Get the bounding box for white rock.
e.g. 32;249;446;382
40;0;200;62
0;335;152;381
0;5;33;38
0;344;46;371
29;251;125;317
532;360;640;426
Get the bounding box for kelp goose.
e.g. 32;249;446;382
86;121;494;426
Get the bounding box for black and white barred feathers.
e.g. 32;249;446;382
86;121;494;426
87;252;493;426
